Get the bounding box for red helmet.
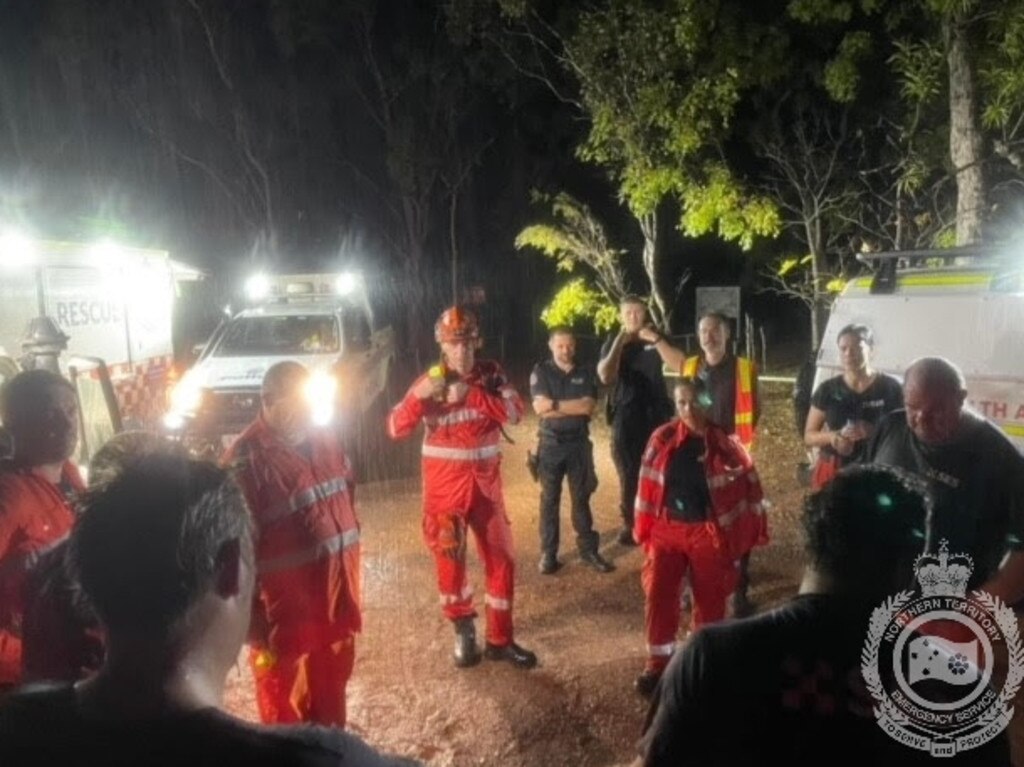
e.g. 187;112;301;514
435;305;480;344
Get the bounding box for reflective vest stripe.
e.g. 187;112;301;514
262;477;348;525
258;528;360;574
735;357;755;448
717;499;763;529
439;584;474;605
422;444;501;461
431;408;484;427
485;593;510;611
681;356;755;448
648;642;675;657
635;498;656;516
707;473;739;489
639;466;664;484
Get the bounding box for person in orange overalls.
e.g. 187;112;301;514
388;306;537;670
223;361;361;726
0;369;83;691
633;376;767;697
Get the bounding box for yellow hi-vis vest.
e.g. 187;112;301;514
681;356;756;449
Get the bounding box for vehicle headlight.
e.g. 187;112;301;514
304;370;337;426
164;373;204;428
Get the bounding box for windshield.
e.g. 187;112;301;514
214;315;340;357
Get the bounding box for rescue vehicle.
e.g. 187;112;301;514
0;234;201;461
811;246;1024;452
163;271;394;456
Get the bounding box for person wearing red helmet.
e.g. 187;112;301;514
388;306;537;669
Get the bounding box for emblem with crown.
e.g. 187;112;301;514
914;539;974;597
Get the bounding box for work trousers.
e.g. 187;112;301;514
642;520;736;673
423;485;516;647
250;636;355;727
611;420;657;529
538;436;599;557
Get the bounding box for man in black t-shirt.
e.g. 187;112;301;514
597;296;673;546
0;453;415;767
866;357;1024;601
530;327;614;575
635;465;1009;766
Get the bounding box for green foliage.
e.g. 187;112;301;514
540;278;619;333
932;227;957;248
679;165;781;249
787;0;855;23
571;0;780;242
889;39;944;105
824;31;873;102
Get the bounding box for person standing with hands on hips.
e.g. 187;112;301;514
597;296;674;547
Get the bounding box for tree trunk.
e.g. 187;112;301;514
947;16;985;245
806;216;828;350
638;210;668;328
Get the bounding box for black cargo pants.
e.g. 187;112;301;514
538;436;599;558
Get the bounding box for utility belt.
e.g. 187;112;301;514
538;429;589;445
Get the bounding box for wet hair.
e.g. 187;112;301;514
698;311;730;328
88;431;183;487
620;295;647;308
803;464;933;595
904;357;967;395
548;325;575;340
673;376;713;410
69;453;252;633
836;323;874;348
673;376;708;398
261;361;308;406
0;369;75;427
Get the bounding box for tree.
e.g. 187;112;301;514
514;192;625;331
462;0;782;330
755;99;860;345
789;0;1024;245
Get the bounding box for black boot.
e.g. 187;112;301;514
453;617;482;668
484;641;538;669
580;550;615;573
635;668;662;699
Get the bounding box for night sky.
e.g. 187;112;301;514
0;0;802;363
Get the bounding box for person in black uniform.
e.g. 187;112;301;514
531;327;615;575
804;324;903;490
597;297;674;546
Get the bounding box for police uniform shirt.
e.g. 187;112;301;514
529;360;598;441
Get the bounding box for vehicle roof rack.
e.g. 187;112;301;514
855;245;1011;294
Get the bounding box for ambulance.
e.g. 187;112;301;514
813;246;1024;452
0;235;201;459
163;271;394;456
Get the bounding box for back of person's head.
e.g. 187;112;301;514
88;431;183;487
70;453;252;635
804;464;933;598
0;369;74;432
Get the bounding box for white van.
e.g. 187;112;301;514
812;248;1024;452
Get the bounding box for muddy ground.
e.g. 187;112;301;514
223;382;1024;765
